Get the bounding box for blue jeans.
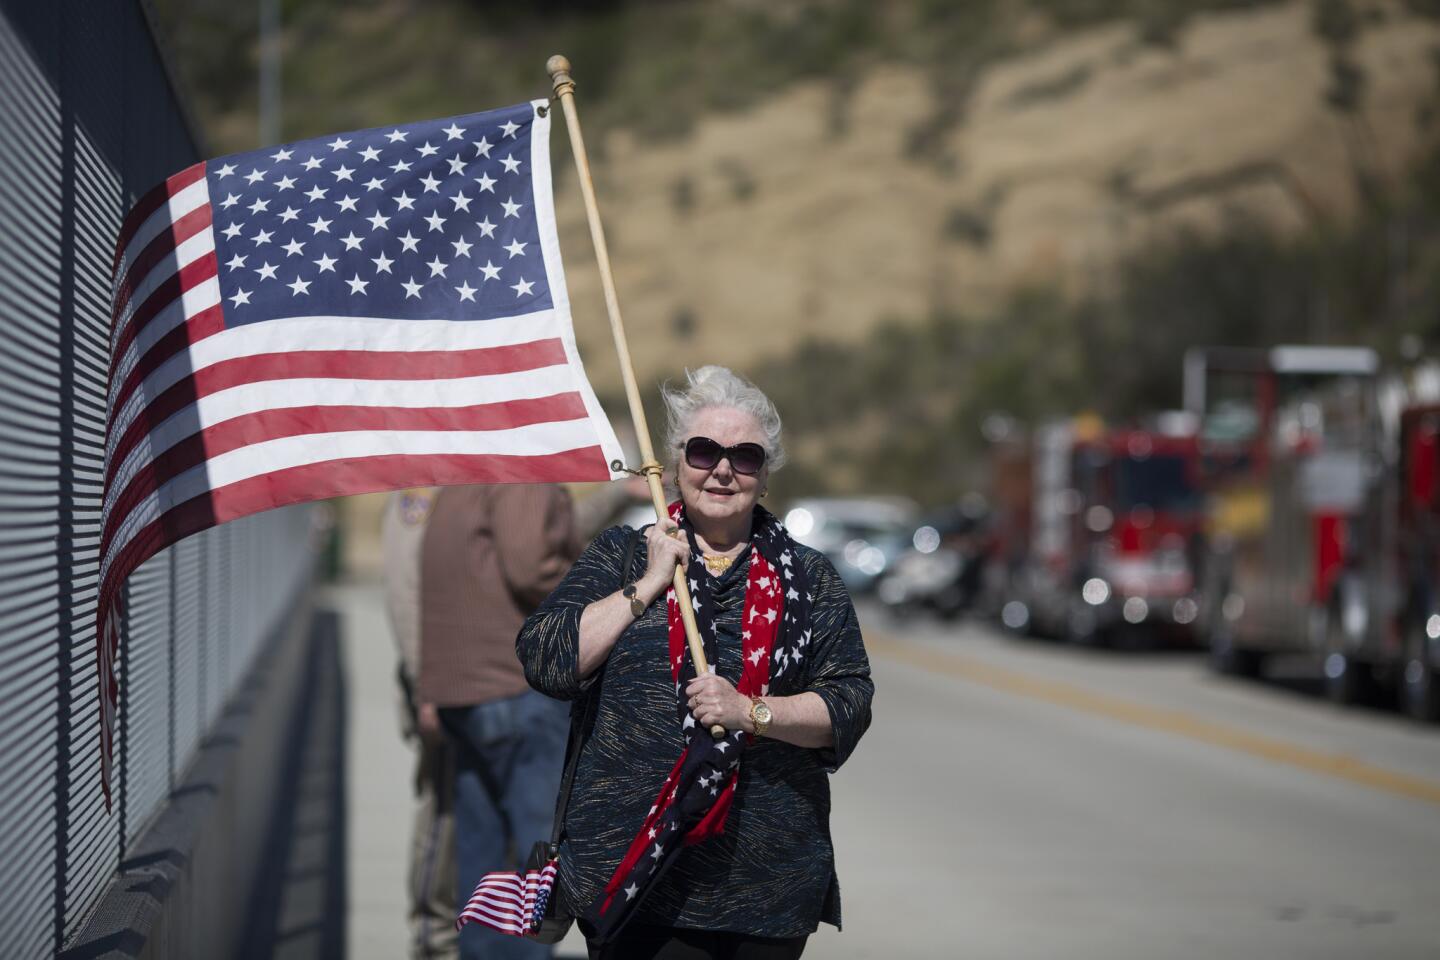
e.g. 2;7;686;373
442;689;570;960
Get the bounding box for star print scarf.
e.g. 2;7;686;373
582;501;814;943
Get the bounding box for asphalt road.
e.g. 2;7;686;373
806;604;1440;959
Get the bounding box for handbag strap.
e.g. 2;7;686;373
548;524;645;848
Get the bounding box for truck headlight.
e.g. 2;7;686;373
1123;596;1148;624
1172;597;1198;625
1082;578;1110;606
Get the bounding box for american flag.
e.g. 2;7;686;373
458;857;558;937
97;99;624;804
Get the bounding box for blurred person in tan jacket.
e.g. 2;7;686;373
381;487;457;959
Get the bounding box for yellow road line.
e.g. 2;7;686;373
868;633;1440;809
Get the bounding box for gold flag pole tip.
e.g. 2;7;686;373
547;55;575;96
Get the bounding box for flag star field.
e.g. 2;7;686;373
207;102;552;325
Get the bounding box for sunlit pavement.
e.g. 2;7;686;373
321;581;1440;959
321;581;412;960
811;602;1440;959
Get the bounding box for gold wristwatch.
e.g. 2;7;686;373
748;696;773;737
622;584;645;619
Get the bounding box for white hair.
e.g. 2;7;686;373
660;365;786;473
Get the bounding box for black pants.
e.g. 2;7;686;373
585;923;807;960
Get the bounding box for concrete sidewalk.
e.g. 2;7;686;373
327;580;411;959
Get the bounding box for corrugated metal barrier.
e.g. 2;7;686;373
0;4;316;955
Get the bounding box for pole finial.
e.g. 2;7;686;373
547;55;575;97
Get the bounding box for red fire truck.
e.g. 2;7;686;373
1005;414;1205;646
1187;346;1424;711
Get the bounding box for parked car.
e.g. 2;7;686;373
877;499;994;619
782;496;919;593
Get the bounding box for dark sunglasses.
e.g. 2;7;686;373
682;436;767;476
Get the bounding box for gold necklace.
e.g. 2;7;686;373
702;554;734;575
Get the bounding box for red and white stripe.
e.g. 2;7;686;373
95;140;623;807
458;860;558;936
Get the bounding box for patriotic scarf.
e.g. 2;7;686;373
582;501;813;943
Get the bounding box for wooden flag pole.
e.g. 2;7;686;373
547;55;725;738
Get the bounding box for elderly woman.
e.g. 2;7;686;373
517;366;873;960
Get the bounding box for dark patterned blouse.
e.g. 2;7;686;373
516;524;874;938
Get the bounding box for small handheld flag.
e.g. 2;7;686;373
458;857;558;938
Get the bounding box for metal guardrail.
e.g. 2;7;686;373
0;4;316;954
